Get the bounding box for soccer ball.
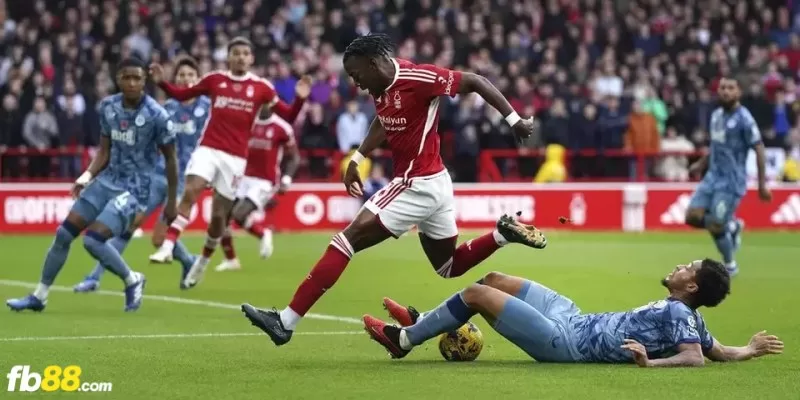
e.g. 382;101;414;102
438;322;483;361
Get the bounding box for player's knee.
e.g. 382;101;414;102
684;210;704;227
54;221;81;247
461;284;489;308
82;230;107;253
480;271;508;288
707;221;725;235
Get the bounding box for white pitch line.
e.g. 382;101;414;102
0;331;363;343
0;279;362;325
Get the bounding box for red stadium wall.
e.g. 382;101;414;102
1;183;798;233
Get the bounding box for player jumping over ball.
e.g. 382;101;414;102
365;260;784;367
215;106;300;271
7;58;179;312
684;77;772;277
240;33;546;346
74;56;208;291
147;37;309;289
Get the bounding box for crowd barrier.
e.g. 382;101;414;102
1;182;798;234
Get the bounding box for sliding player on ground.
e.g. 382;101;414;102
240;33;545;346
146;37;307;290
74;56;208;291
216;106;300;271
7;58;178;312
366;260;784;367
684;77;772;277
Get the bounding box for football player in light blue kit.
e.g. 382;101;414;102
365;262;784;366
6;58;179;312
73;56;209;292
685;77;772;276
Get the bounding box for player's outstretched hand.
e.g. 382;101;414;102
748;330;783;357
295;76;312;99
149;63;164;84
70;183;85;200
511;117;535;143
621;339;650;367
343;161;364;198
758;186;772;203
162;201;178;224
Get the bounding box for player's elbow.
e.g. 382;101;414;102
682;350;706;367
458;72;488;95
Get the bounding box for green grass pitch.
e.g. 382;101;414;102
1;231;799;399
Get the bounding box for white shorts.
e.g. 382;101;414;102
185;146;247;200
235;175;275;209
363;170;457;240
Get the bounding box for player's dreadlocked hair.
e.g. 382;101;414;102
343;33;395;62
693;258;731;308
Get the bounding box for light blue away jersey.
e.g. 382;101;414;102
97;94;175;201
155;97;210;177
571;298;714;363
705;105;761;196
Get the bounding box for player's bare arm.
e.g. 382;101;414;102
279;143;300;194
707;331;784;362
622;340;705;368
270;76;311;123
753;142;772;202
160;142;179;223
72;136;110;198
458;72;534;141
688;154;708;176
345;117;385;197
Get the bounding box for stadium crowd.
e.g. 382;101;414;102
1;0;799;182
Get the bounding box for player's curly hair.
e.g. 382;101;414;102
228;36;253;52
117;57;147;72
693;258;731;308
343;33;395;62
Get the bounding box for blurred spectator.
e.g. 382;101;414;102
658;127;696;182
22;96;58;177
362;163;389;203
336;100;368;153
55;96;84;178
625;100;660;179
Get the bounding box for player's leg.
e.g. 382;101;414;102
81;199;147;311
216;225;239;270
6;181;115;311
231;176;275;259
707;192;743;275
685;181;712;229
151;217;196;289
417;176;546;279
150;147;216;263
182;191;235;286
241;198;399;345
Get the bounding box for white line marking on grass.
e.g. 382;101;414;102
0;279;362;325
0;331;363;343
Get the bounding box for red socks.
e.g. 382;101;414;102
435;231;502;278
221;230;237;260
287;232;353;316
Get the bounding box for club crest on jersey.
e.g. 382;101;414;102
267;128;274;138
135;114;145;126
232;83;242;92
246;85;254;98
219;82;227;88
393;91;401;109
194;106;205;117
726;118;737;129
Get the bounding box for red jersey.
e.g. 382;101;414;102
374;59;462;179
159;71;303;159
244;115;295;182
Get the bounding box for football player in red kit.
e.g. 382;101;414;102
216;106;300;271
240;34;545;346
147;37;308;289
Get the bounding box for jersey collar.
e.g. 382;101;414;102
384;58;400;92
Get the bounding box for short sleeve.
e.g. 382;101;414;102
155;108;176;146
666;304;702;347
409;64;463;98
742;113;762;147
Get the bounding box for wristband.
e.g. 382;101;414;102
350;151;366;165
280;175;292;186
505;112;522;127
76;171;93;185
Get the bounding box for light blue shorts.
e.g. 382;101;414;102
71;179;145;236
688;181;742;225
493;280;583;362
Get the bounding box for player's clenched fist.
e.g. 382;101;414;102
511;117;536;142
343;161;363;198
